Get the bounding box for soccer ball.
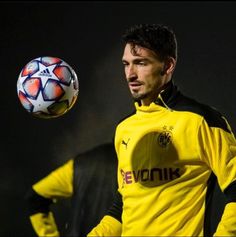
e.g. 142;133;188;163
17;56;79;119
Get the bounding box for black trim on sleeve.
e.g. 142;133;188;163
24;187;53;215
224;181;236;203
107;191;122;223
204;173;227;237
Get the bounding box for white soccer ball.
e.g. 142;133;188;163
17;56;79;118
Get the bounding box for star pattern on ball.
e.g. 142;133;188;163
27;91;54;113
60;79;79;105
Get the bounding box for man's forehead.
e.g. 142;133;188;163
123;43;157;59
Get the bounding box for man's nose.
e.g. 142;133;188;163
126;65;137;80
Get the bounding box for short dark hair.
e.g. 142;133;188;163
122;24;177;61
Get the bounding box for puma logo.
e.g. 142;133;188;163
122;138;130;149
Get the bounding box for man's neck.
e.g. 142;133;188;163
140;80;172;106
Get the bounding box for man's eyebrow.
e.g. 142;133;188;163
122;58;149;63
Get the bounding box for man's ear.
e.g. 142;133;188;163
163;57;176;75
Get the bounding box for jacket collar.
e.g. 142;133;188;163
154;80;179;108
134;80;180;112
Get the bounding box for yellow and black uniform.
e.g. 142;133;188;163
25;143;118;237
88;81;236;236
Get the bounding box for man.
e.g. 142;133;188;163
25;142;118;237
88;24;236;236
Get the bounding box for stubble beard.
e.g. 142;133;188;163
131;91;148;102
131;88;160;104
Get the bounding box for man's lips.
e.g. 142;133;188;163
128;81;143;89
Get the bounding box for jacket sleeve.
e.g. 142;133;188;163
25;159;74;236
87;215;122;237
29;212;60;237
197;118;236;236
87;191;122;236
213;202;236;236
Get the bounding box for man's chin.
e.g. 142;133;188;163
132;92;146;101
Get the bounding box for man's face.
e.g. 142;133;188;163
122;43;167;106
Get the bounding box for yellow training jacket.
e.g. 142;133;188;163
88;81;236;236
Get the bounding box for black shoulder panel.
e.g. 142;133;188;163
171;92;230;133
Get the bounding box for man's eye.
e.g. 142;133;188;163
138;61;146;66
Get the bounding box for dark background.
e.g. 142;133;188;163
1;1;236;236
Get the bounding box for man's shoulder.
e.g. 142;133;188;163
117;111;136;125
174;92;230;132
